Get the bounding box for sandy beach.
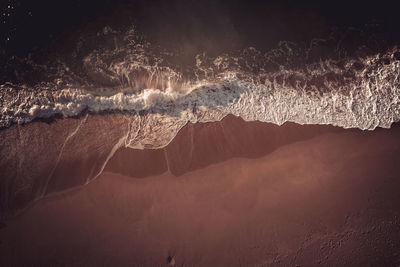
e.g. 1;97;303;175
1;116;400;266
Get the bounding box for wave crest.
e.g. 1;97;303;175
1;27;400;136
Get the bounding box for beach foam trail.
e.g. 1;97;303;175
1;27;400;139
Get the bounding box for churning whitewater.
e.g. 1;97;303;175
1;27;400;144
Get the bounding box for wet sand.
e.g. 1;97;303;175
1;116;400;266
106;115;341;177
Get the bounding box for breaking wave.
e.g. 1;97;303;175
1;26;400;137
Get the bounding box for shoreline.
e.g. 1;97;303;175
1;112;398;218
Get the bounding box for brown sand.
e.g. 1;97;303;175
1;117;400;266
105;115;341;177
0;113;131;215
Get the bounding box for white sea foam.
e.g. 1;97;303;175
1;33;400;147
